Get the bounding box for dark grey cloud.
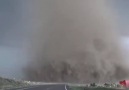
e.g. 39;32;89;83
111;0;129;36
0;0;26;47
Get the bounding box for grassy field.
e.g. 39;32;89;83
70;87;124;90
69;83;128;90
0;77;30;89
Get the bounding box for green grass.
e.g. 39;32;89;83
69;83;127;90
70;87;122;90
0;77;30;89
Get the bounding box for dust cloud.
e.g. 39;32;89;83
22;0;129;84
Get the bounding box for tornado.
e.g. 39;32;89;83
22;0;129;84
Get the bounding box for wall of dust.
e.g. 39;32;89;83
22;0;129;83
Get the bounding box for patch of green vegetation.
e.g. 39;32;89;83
69;83;127;90
70;86;120;90
0;77;30;89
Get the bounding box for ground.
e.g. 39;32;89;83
0;77;127;90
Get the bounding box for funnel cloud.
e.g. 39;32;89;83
23;0;129;83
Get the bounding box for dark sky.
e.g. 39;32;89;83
112;0;129;36
0;0;25;47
